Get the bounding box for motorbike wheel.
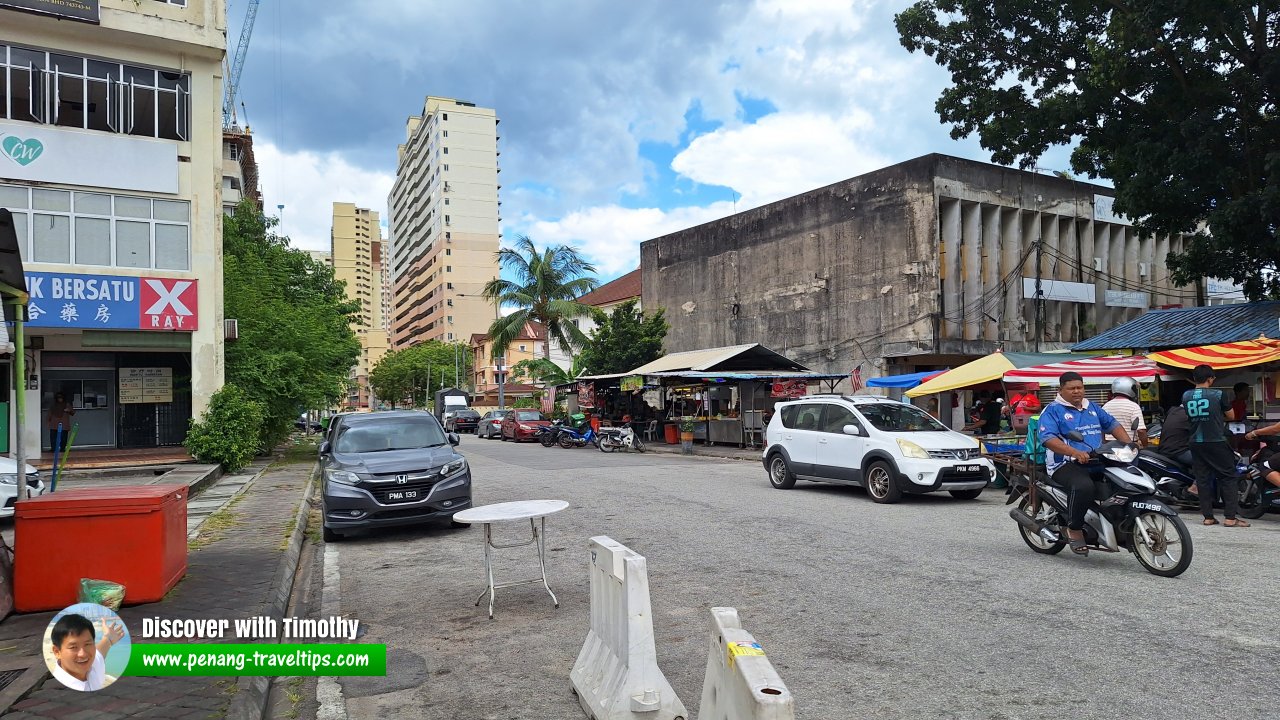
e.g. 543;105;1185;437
634;437;646;453
1016;495;1067;555
1237;478;1267;520
540;432;557;448
559;434;576;449
1130;512;1193;578
600;439;615;453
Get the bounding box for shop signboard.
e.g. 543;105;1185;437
620;375;644;392
120;368;172;404
1;121;177;193
577;381;596;409
770;380;808;399
0;0;98;23
24;272;198;331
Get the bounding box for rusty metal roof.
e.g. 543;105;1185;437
1072;301;1280;351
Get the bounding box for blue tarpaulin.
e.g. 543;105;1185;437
866;370;943;389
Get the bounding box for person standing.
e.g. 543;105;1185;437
1101;377;1148;446
46;392;76;453
1184;365;1247;527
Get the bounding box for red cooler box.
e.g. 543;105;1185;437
14;485;188;612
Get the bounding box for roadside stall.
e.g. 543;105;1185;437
906;351;1093;430
1148;337;1280;445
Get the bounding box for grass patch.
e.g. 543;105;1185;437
278;438;320;466
285;676;304;719
188;492;248;551
305;506;322;545
278;514;298;551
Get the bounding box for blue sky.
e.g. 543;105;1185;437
237;0;1078;284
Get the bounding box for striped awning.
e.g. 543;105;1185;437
1147;337;1280;370
1003;355;1163;385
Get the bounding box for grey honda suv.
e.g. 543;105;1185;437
319;411;472;541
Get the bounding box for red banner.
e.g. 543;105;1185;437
577;381;596;408
770;380;808;399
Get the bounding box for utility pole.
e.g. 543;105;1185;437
1034;238;1044;352
497;354;506;410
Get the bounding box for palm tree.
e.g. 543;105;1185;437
481;235;599;361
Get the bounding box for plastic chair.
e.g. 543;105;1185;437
643;420;658;442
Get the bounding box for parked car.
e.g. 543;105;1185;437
295;414;322;433
477;411;507;439
318;411;471;541
0;458;44;517
501;409;552;442
445;408;482;434
762;396;994;503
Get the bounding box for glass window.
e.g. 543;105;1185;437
855;403;947;432
33;190;71;212
10;212;29;261
52;54;85;129
33;214;70;263
154;223;189;270
85;75;118;132
156;88;183;141
782;404;823;431
0;186;28;209
9;47;46;124
115;196;151;218
152;200;189;222
75;193;112;215
115;220;150;268
129;86;156;137
0;60;8;121
820;405;860;434
124;66;155;87
74;217;111;266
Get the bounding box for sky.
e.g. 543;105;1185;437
238;0;1076;284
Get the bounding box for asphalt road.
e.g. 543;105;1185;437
324;436;1280;720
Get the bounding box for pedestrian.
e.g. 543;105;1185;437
927;397;940;419
980;391;1003;435
1184;365;1248;527
1157;405;1193;468
1101;377;1148;446
46;392;76;453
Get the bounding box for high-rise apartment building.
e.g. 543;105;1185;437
388;96;500;349
331;202;388;410
1;0;225;458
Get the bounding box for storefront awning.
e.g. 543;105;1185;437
645;370;846;381
866;370;944;389
905;352;1091;398
1147;337;1280;370
1003;355;1166;385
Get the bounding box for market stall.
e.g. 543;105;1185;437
1148;337;1280;429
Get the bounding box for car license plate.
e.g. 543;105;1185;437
958;464;980;473
386;490;419;502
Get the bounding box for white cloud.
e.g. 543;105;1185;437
254;141;395;252
520;202;737;278
671;112;890;207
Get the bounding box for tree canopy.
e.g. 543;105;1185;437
579;299;668;375
368;341;473;408
897;2;1280;298
481;235;599;360
509;355;587;387
222;202;361;447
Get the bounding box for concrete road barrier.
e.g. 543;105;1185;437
697;607;793;720
570;536;687;720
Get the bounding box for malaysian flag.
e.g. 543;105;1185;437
850;364;864;394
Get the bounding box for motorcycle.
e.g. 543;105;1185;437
1006;427;1193;577
558;424;600;449
1135;447;1259;513
536;420;565;448
598;423;646;453
1239;444;1279;519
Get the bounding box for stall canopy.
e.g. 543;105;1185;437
1148;337;1280;370
867;370;945;389
906;352;1091;398
1002;355;1163;385
629;343;810;375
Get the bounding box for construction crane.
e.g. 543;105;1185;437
223;0;261;128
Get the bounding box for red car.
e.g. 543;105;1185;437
501;410;551;442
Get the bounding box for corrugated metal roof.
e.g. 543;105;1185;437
1072;302;1280;351
629;343;808;374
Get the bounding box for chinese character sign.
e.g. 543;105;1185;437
24;272;198;331
770;380;808;399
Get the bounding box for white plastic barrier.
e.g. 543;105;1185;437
697;607;794;720
570;536;688;720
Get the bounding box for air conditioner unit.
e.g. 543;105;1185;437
224;318;239;340
1093;257;1104;271
1138;262;1149;277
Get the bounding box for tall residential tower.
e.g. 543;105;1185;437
331;202;389;410
388;96;500;350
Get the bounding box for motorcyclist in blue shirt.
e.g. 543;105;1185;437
1038;371;1133;555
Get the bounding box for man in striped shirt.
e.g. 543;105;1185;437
1102;377;1148;446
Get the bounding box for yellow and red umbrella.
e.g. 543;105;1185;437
1148;337;1280;370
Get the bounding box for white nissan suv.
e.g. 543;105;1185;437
762;396;994;503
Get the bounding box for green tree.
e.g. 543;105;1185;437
481;235;599;361
509;355;587;387
896;2;1280;298
219;202;361;448
579;299;668;375
369;341;473;408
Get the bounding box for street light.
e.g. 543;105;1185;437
457;289;505;409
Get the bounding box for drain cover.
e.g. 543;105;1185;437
0;668;26;693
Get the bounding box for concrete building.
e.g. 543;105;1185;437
306;250;332;267
388;96;501;348
221;126;261;213
331;202;388;411
470;322;550;405
641;154;1197;380
0;0;225;458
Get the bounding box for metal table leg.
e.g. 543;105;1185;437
536;516;559;608
473;516;560;619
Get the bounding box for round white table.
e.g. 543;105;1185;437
453;499;569;619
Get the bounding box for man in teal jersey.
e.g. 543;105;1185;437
1183;364;1247;527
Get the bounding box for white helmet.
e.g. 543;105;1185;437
1111;377;1140;401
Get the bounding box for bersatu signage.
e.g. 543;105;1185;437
0;0;99;23
25;271;198;331
0;120;177;194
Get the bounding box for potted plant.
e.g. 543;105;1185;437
679;417;696;454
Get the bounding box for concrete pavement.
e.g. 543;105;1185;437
318;435;1280;720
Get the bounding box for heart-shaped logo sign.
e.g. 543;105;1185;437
2;136;44;166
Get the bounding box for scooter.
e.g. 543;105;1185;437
1239;444;1280;519
558;424;599;449
598;423;646;453
1135;447;1256;511
536;420;565;447
1006;425;1193;577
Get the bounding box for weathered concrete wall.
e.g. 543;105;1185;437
641;156;941;376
